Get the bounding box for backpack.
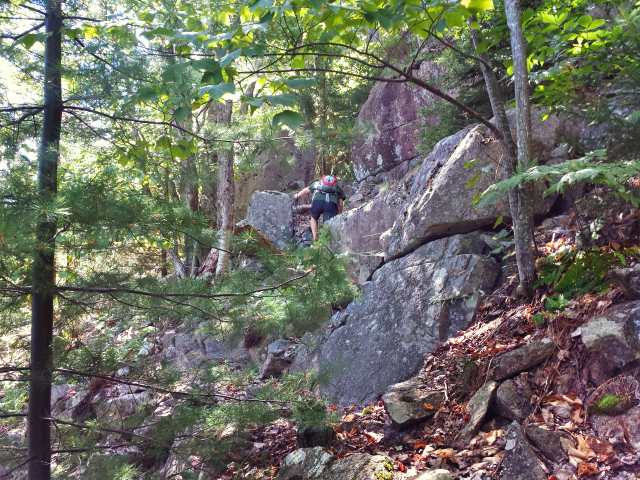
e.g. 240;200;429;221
316;175;338;202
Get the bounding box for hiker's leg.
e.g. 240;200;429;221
309;200;323;241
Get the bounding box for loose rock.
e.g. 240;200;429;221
382;377;443;429
581;301;640;385
454;381;498;448
525;426;574;463
609;265;640;300
494;375;534;421
492;339;555;381
502;422;547;480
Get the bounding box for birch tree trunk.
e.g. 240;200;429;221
215;101;234;277
469;15;536;296
29;1;63;478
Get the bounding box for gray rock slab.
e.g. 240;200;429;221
492;339;555;381
591;406;640;449
525;426;573;463
454;381;498;448
326;186;407;284
610;265;640;300
502;422;547;480
351;60;452;181
581;301;640;385
382;377;443;429
291;234;498;405
495;376;534;421
268;338;294;357
276;448;397;480
235;133;316;219
385;108;566;262
246;190;293;249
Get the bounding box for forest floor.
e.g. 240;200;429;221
222;207;640;480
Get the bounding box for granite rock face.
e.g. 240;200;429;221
580;301;640;385
351;60;453;181
326;184;409;283
235;134;316;219
385;109;569;262
292;234;498;405
591;406;640;449
246;190;293;249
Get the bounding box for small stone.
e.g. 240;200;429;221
382;377;443;429
454;381;497;448
502;422;546;480
410;470;452;480
526;426;574;463
268;339;294;357
494;376;534;421
259;353;293;379
492;339;555;381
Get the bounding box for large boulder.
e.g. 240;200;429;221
385;109;570;261
351;60;453;181
235;134;316;219
326;184;408;283
501;422;547;480
291;233;498;405
580;301;640;385
246;190;294;249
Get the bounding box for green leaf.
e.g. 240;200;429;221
170;145;187;160
291;56;305;69
266;94;297;108
493;215;503;229
142;27;176;40
241;96;265;107
161;62;190;81
445;11;464;28
272;110;305;130
198;83;235;100
461;0;494;12
577;15;592;27
465;173;481;188
173;106;192;123
186;17;204;31
284;78;316;89
136;86;158;102
220;48;242;67
464;159;477;169
136;11;156;22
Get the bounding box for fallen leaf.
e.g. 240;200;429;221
423;403;436;410
577;461;598;476
485;430;499;446
412;455;426;463
414;440;428;450
586;435;614;460
330;405;338;411
396;461;406;473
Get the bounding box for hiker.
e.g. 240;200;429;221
293;175;346;241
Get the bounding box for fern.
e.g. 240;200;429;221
474;150;640;209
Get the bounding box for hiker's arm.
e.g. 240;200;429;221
338;198;344;214
293;188;310;200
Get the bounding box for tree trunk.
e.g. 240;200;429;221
29;1;63;478
215;101;234;277
469;17;536;296
504;0;536;296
